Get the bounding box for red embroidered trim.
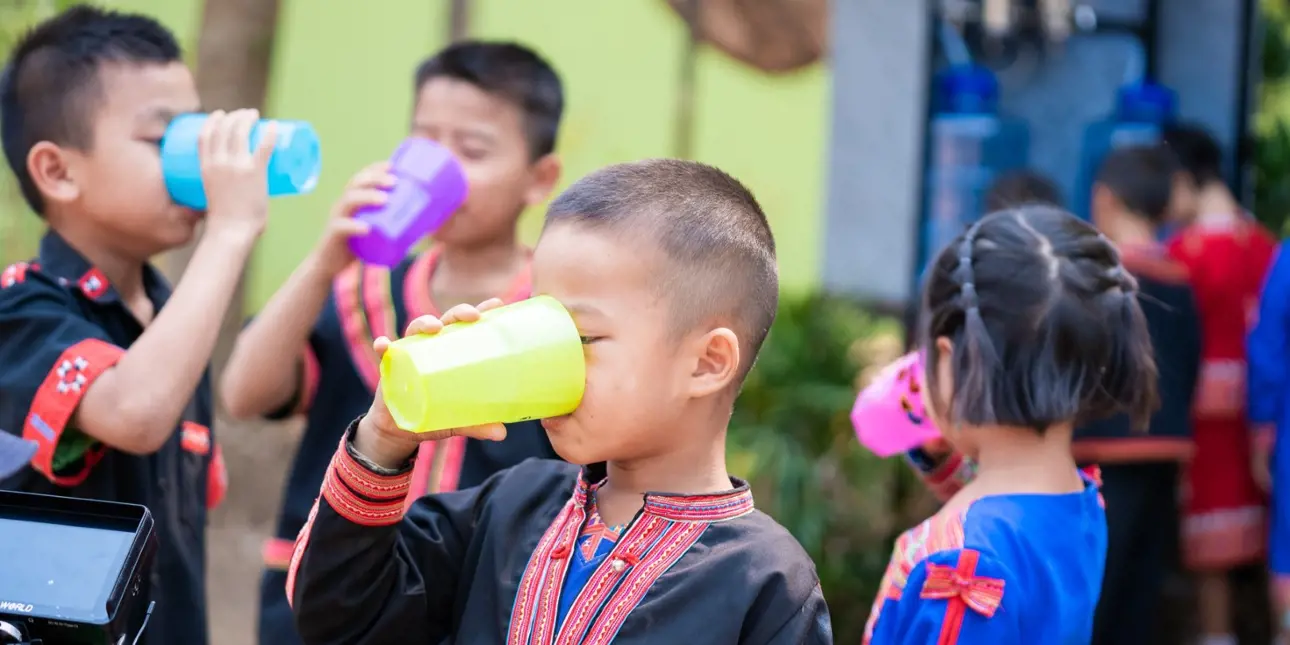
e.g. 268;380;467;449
922;550;1005;644
402;246;534;322
180;421;212;456
23;338;124;485
77;267;110;300
1;261;30;288
363;265;398;344
319;437;410;527
334;263;381;391
554;515;670;644
923;451;972;501
285;498;321;608
407;436;469;505
509;471;719;644
644;490;754;522
507;499;585;645
295;344;321;415
261;536;295;567
573;519;708;645
207;443;228;510
403;248;440;319
332;439;411;502
262;537;295;570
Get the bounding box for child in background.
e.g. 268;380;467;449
982;169;1064;213
1163;124;1277;645
1080;144;1202;645
1249;243;1290;643
864;205;1155;644
0;7;275;644
902;169;1065;345
219;42;565;645
286;159;831;644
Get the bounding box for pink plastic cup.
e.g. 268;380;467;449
851;350;943;457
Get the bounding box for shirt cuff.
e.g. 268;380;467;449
323;416;414;527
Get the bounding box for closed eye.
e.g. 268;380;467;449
580;336;603;345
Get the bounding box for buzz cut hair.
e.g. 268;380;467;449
544;159;779;380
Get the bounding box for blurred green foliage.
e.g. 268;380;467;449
727;294;933;643
1256;0;1290;235
0;0;73;267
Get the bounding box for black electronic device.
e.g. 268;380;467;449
0;491;156;645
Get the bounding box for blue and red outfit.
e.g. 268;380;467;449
864;472;1106;644
1249;244;1290;590
258;247;561;645
0;232;224;645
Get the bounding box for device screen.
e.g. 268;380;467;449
0;516;133;617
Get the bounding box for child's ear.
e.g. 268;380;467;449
27;141;80;208
685;327;740;398
523;153;562;207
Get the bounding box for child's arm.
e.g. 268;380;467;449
221;162;393;418
286;419;498;645
867;549;1021;644
1248;245;1290;489
287;302;509;643
0;111;271;460
743;582;833;644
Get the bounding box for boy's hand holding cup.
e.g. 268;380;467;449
355;299;510;470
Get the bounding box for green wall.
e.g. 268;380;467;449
0;0;829;308
248;0;828;310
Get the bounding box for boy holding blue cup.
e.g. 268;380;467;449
0;7;282;645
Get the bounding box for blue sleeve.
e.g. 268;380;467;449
868;549;1020;645
0;267;125;486
1249;245;1290;425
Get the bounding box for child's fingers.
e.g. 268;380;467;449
337;188;389;215
476;298;504;313
253;119;278;168
224;109;257;160
459;423;507;442
331;217;372;238
439;303;482;326
197;109;224;162
405;315;444;336
373;336;391;355
350;163;397;190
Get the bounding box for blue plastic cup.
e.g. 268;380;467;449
160;113;322;210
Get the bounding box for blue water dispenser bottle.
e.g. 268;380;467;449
1071;81;1177;220
920;63;1029;273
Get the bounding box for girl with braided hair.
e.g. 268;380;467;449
863;205;1158;645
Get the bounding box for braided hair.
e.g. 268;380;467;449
919;205;1158;433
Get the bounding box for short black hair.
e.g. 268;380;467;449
545;159;778;380
1162;122;1224;186
984;170;1063;213
414;41;563;160
921;205;1158;434
1095;144;1181;224
0;5;181;215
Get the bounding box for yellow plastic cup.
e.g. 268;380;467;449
379;295;587;432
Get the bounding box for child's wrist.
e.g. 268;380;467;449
353;415;418;470
307;244;351;278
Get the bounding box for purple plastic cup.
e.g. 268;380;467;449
348;137;468;267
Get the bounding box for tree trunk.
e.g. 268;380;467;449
160;0;281;384
180;5;286;645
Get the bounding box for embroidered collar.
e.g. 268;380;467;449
403;244;534;318
571;463;755;523
38;232;171;305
